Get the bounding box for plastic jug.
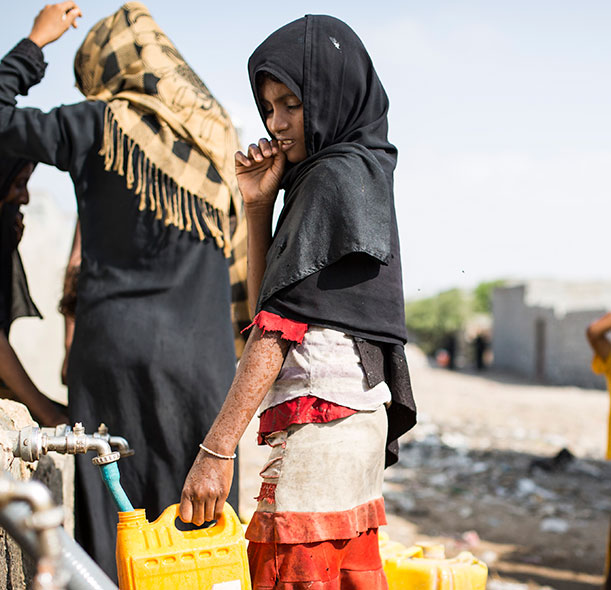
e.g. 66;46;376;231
116;503;251;590
379;535;488;590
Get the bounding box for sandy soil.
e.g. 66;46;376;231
239;345;610;590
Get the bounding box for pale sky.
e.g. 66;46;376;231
3;1;610;298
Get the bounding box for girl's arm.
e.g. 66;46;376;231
235;139;285;316
586;312;611;362
0;332;68;426
180;325;289;524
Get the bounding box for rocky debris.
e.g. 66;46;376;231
383;427;611;580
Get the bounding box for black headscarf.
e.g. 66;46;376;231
248;15;416;466
0;158;41;336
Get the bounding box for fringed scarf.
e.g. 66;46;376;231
74;1;240;256
74;2;249;355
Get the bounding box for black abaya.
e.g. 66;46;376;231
0;39;238;580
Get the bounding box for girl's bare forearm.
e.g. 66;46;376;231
246;206;274;317
202;326;288;455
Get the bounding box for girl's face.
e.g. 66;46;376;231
259;79;307;163
3;163;34;207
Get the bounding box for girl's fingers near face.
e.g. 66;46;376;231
247;144;263;162
258;138;272;157
235;151;251;167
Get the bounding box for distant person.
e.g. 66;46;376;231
473;332;489;371
443;332;457;369
0;157;68;426
586;312;611;590
0;2;247;579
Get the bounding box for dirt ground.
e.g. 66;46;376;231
239;345;611;590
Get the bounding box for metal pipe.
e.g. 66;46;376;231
0;472;64;589
0;500;118;590
93;424;135;458
9;423;134;512
11;424;114;462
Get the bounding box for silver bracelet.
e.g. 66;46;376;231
199;443;236;460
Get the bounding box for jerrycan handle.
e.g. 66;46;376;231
156;503;235;535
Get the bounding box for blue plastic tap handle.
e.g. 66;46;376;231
99;462;134;512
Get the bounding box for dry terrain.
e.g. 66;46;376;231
239;345;610;590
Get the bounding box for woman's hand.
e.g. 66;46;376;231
180;449;234;524
29;2;82;49
235;138;286;213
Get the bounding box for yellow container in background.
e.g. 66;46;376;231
116;503;251;590
379;535;488;590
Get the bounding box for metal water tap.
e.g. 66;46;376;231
0;470;66;590
10;423;134;465
93;423;135;459
9;423;135;512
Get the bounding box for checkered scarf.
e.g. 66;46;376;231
74;2;248;355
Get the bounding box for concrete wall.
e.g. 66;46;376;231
492;285;609;389
0;401;74;590
544;309;608;389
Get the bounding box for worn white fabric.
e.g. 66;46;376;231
257;406;387;513
259;327;391;414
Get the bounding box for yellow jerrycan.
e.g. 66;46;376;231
116;503;251;590
379;535;488;590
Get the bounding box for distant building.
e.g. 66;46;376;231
492;280;611;389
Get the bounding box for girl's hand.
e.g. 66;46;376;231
29;2;82;49
179;449;234;524
235;138;286;213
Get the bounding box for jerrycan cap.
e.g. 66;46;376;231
117;509;146;527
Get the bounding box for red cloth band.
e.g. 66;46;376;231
242;310;308;344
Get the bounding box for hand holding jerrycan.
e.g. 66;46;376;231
116;502;251;590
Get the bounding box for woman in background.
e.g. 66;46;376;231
0;157;67;426
0;2;247;579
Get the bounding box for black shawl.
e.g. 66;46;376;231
0;158;41;335
248;15;416;466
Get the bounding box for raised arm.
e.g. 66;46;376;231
586;312;611;362
180;326;289;524
0;3;101;172
28;2;82;49
235;139;285;316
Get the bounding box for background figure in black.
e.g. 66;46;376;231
474;333;488;371
0;158;68;425
443;332;457;370
0;2;247;579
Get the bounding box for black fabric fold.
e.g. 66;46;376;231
0;162;40;336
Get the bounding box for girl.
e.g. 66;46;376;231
0;2;247;579
181;15;416;590
0;157;67;426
